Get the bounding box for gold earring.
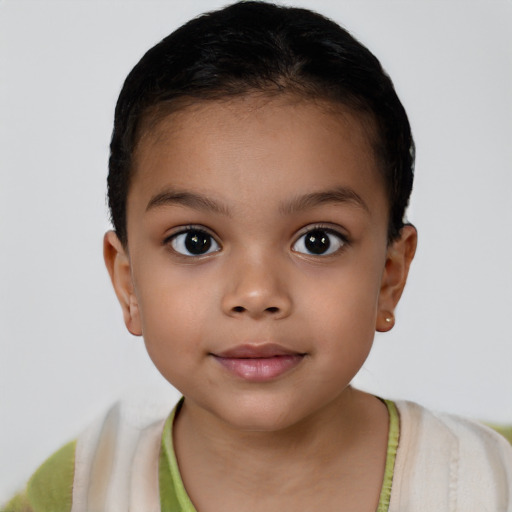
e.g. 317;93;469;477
385;314;394;324
376;311;395;332
381;311;395;331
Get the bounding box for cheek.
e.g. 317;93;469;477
133;263;218;358
296;256;384;346
310;291;378;357
306;285;378;384
300;257;383;313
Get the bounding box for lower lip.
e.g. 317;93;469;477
213;355;304;381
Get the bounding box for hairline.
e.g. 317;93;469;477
127;89;388;229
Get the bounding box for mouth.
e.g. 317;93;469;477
211;343;306;382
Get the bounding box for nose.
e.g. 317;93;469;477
221;255;293;320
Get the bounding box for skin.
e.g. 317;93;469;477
104;94;417;511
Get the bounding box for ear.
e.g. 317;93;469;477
103;231;142;336
376;224;417;332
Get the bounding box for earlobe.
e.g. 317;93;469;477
376;224;417;332
103;231;142;336
376;311;395;332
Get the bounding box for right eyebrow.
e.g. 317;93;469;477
145;189;231;216
279;186;370;215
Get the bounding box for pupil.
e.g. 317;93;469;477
305;230;330;254
185;231;211;254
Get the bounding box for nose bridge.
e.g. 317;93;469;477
221;246;292;319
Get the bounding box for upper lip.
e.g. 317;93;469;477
213;343;304;359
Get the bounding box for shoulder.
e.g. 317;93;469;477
68;399;170;511
389;400;512;511
3;397;174;512
2;440;76;512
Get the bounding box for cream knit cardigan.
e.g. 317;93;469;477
389;401;512;511
69;399;512;512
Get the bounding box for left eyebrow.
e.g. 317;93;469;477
279;186;370;215
146;189;231;216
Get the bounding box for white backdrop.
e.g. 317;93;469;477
1;0;511;501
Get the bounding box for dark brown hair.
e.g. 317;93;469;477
108;1;414;246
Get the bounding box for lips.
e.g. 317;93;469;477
211;343;305;382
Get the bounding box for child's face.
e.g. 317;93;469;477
105;95;415;431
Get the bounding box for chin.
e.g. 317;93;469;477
211;393;313;433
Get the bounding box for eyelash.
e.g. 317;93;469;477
164;226;221;257
291;225;349;257
164;224;349;258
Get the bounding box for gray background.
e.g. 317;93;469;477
1;0;511;500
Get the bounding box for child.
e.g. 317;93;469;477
4;2;512;511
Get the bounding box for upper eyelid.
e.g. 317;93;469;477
294;223;349;240
165;227;222;258
162;223;348;247
291;224;349;254
164;225;220;242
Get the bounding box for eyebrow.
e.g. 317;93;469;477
279;186;369;215
146;189;231;216
146;185;368;216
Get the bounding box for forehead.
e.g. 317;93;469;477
128;95;387;223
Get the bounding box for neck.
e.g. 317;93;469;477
172;388;389;500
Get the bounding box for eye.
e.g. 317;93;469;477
292;228;346;256
169;229;220;256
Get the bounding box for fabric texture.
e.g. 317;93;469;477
389;401;512;511
3;398;512;512
159;401;197;512
377;400;399;512
3;440;76;512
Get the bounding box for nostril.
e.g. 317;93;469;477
228;305;282;315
